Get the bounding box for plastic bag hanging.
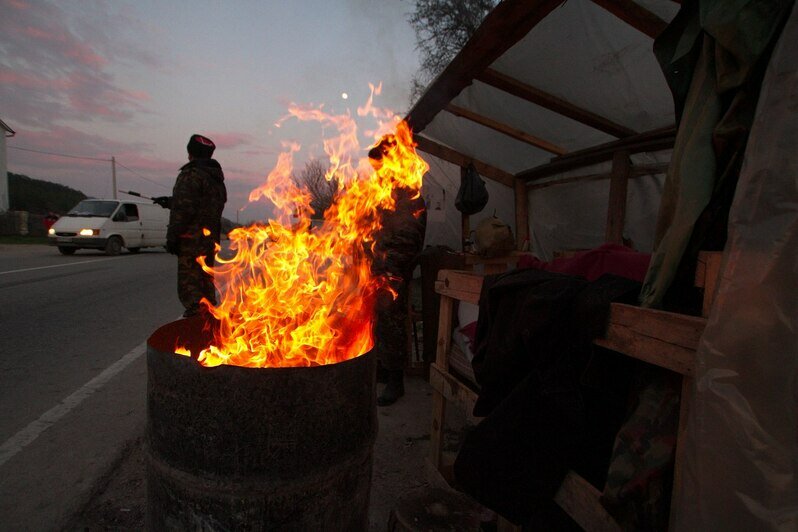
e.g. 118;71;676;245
455;163;489;215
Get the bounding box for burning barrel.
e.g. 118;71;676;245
146;317;377;530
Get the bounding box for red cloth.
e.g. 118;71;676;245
517;243;651;283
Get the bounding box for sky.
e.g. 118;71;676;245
0;0;421;223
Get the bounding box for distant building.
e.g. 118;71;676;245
0;118;15;212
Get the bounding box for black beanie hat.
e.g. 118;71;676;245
187;134;215;159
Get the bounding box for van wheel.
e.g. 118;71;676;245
105;236;123;256
58;246;76;255
127;247;141;254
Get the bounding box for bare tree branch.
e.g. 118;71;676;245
293;158;339;219
407;0;498;104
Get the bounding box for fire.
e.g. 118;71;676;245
188;92;427;368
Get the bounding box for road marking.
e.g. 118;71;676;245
0;341;147;468
0;258;117;276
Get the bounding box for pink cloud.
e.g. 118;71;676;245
0;0;155;128
0;68;72;90
204;132;257;150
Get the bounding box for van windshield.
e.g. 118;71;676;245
67;200;119;218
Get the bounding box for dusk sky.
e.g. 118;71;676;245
1;0;421;222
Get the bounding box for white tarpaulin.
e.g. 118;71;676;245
414;0;678;257
674;4;798;529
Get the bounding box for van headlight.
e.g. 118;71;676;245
79;228;99;236
48;228;55;235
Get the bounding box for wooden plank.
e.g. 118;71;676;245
429;362;480;415
406;0;565;133
605;151;631;244
554;471;622;532
525;163;669;191
607;304;706;351
590;0;668;39
518;126;676;182
514;178;529;249
669;376;693;529
435;296;455;369
430;291;454;473
436;270;484;298
461;172;471;252
415;135;515;187
434;285;481;305
497;517;523;532
446;104;567;156
477;68;636;138
595;323;696;376
695;251;722;318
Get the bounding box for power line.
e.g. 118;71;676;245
115;161;170;190
8;145;111;163
8;144;171;190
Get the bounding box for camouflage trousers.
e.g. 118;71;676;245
373;280;409;372
177;241;216;314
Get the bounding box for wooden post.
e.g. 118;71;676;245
605;150;630;244
460;165;471;252
514;177;528;250
111;156;117;200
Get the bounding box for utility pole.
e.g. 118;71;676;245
111;156;117;199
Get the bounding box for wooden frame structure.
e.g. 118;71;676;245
406;0;679;252
429;253;718;530
402;1;715;528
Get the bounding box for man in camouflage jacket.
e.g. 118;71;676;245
156;134;227;317
368;139;427;406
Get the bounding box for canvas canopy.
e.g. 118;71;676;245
408;0;680;259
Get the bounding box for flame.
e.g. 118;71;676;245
191;95;427;368
174;345;191;357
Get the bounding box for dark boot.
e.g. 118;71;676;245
377;370;404;406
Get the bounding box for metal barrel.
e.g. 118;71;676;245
146;318;377;531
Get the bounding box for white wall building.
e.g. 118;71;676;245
0;118;15;213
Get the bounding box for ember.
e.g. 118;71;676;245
187;86;427;368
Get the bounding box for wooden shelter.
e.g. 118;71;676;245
404;0;797;530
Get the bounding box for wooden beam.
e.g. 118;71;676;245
406;0;565;133
518;126;676;182
415;135;515;188
590;0;668;39
434;269;483;305
514;178;529;250
446;104;567;156
605;151;631;244
526;163;669;191
594;303;705;376
477;69;637;138
554;471;623;532
460;167;471;252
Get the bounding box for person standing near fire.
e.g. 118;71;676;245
368;137;427;406
153;134;227;318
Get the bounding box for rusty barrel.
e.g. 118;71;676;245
146;317;377;531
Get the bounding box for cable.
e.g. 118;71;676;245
8;145;111;162
115;161;170;189
9;144;171;190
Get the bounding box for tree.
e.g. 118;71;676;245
293;159;339;219
407;0;499;103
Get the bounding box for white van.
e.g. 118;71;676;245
47;199;169;255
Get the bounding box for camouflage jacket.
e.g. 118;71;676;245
167;159;227;247
372;188;427;280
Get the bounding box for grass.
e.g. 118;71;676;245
0;235;50;245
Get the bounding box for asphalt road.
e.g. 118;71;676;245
0;243;184;529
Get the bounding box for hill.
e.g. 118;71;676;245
7;171;239;231
8;172;87;214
